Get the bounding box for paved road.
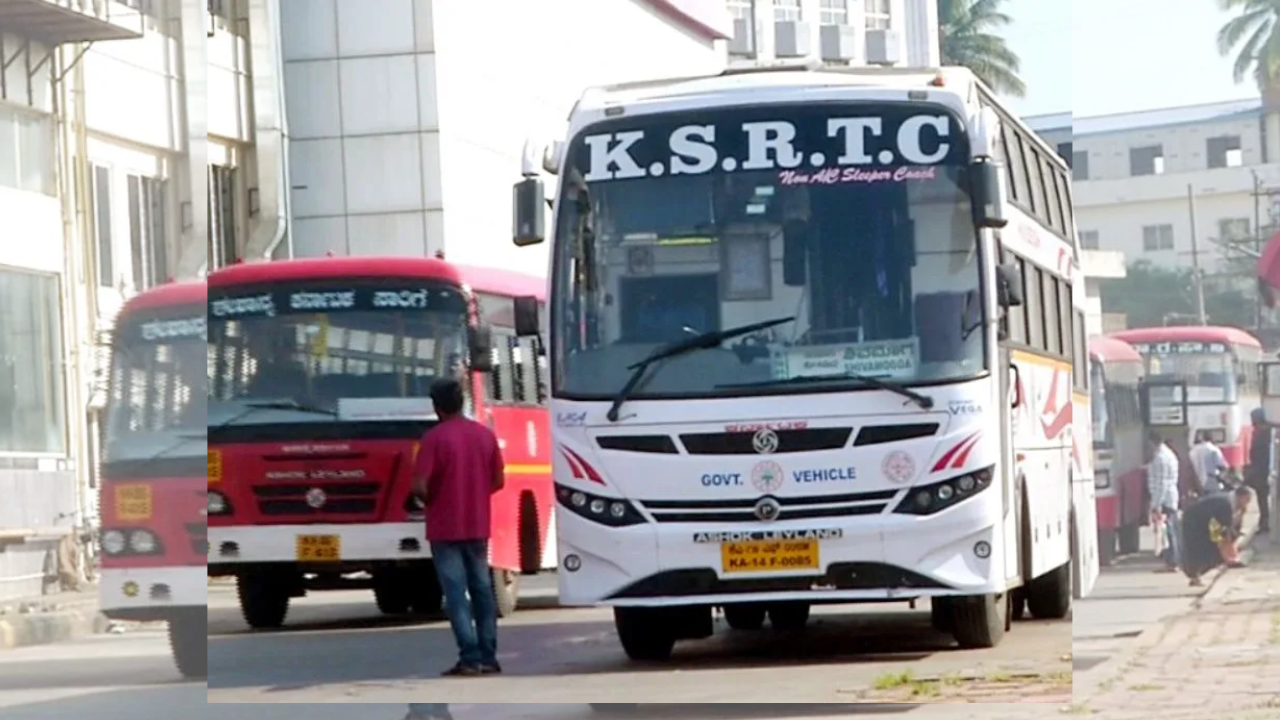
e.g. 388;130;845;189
0;625;204;720
208;576;1070;705
202;703;1075;720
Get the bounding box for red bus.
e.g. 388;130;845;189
1108;326;1263;469
99;280;207;678
456;265;554;600
207;256;547;626
1088;336;1146;565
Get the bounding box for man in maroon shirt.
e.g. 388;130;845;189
412;379;505;677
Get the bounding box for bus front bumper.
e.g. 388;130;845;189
100;566;206;619
207;522;431;573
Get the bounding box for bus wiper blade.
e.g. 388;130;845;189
241;400;339;416
606;316;795;422
717;372;935;410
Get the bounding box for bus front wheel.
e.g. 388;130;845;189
1027;561;1072;619
951;592;1006;648
237;573;290;629
722;603;766;630
613;607;677;661
168;609;206;679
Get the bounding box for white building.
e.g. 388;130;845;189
1025;111;1127;338
0;0;216;600
257;0;940;273
1072;98;1280;276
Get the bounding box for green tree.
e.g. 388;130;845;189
938;0;1026;97
1101;261;1256;328
1215;0;1280;87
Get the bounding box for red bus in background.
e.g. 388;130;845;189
99;280;207;678
1108;326;1263;469
1088;336;1146;565
456;265;554;601
207;256;550;627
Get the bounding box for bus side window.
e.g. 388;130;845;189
1072;309;1086;390
1025;265;1045;349
1043;276;1062;355
1003;251;1028;345
512;336;542;405
486;330;516;403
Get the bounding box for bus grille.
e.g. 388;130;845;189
252;482;380;515
637;489;898;523
679;428;853;454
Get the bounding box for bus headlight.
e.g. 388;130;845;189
208;491;230;515
129;530;159;554
101;530;127;555
1095;471;1111;490
555;483;645;527
893;467;994;516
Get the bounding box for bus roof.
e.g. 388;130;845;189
1089;335;1143;364
1108;326;1261;348
121;280;206;313
207;256;463;288
456;264;546;301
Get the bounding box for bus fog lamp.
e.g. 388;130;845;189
957;476;976;492
129;530;157;554
937;485;955;501
563;554;582;572
102;530;126;555
973;541;991;559
589;498;606;514
122;581;139;598
609;502;627;518
571;492;587;507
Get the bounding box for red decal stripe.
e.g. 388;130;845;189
951;433;983;469
559;448;584;479
932;431;980;473
563;447;604;485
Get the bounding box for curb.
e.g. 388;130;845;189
0;602;108;652
1073;522;1260;701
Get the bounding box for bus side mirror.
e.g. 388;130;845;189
469;325;494;372
513;177;546;247
513;295;541;337
971;159;1009;229
996;263;1023;307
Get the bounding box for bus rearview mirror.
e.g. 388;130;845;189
997;263;1023;307
469;325;494;372
513;177;546;247
513;295;541;337
971;159;1008;230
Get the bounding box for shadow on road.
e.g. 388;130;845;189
575;705;923;718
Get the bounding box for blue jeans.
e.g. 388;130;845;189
1160;505;1182;568
408;704;450;718
431;539;498;667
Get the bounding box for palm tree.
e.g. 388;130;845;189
938;0;1026;98
1216;0;1280;89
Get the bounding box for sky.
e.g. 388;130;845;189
1001;0;1259;119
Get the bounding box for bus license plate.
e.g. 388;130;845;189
296;535;340;562
115;485;153;521
207;450;222;483
721;539;818;574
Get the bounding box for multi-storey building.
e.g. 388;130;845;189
208;0;940;275
0;0;217;600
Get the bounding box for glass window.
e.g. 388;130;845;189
774;0;801;21
1007;255;1027;344
1025;142;1048;219
1042;156;1063;234
1025;265;1045;349
1043;276;1061;355
0;269;66;454
1002;125;1028;203
0;109;18;189
17;112;53;195
819;0;847;25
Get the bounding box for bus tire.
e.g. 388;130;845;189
951;592;1006;648
722;603;766;630
589;705;640;715
930;597;955;633
519;491;542;575
492;567;520;617
373;570;411;615
768;602;810;631
1010;587;1027;621
613;607;677;661
1118;523;1141;555
408;565;443;615
168;610;206;679
236;573;289;629
1026;561;1072;620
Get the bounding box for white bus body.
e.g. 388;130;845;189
512;63;1095;659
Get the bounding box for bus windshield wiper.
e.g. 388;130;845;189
717;372;935;410
606;316;795;422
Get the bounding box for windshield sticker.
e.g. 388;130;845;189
209;286;465;318
139;317;206;341
1131;341;1227;355
772;338;919;381
373;289;432;309
777;165;940;186
211;294;276;318
290;290;356;311
581;114;955;182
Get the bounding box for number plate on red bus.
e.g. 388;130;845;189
721;539;818;574
114;485;153;521
296;535;340;562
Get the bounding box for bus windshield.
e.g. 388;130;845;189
1090;360;1110;447
1135;342;1237;403
208;281;469;425
105;308;206;463
550;102;984;398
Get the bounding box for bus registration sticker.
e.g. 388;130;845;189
296;535;341;562
114;485;152;521
721;539;818;574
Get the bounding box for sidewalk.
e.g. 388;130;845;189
0;587;107;652
1073;531;1280;719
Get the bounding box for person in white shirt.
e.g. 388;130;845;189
1189;430;1230;495
1147;431;1182;572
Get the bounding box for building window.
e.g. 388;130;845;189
1079;230;1100;250
1055;142;1072;166
1218;217;1250;241
1142;224;1175;252
728;0;754;19
1129;145;1165;176
1072;151;1089;180
0;107;54;195
92;165;116;289
127;175;168;290
0;268;66;455
819;0;847;25
208;164;238;270
865;0;891;29
773;0;801;21
1207;135;1243;169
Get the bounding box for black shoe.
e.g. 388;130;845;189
441;662;482;677
479;661;502;674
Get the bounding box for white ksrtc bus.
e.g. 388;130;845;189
509;62;1096;660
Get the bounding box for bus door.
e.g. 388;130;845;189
1140;379;1192;500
